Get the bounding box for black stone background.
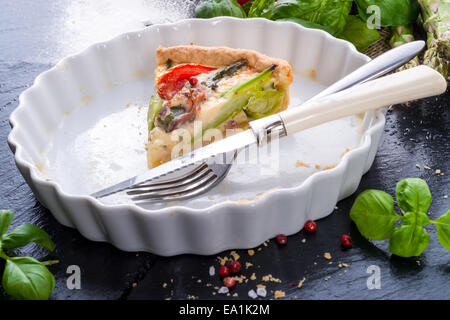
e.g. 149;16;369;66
0;0;449;300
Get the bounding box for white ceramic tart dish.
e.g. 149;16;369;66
8;17;385;256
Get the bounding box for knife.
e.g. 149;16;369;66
91;65;446;199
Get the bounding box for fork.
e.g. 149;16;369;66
125;41;425;204
126;154;236;203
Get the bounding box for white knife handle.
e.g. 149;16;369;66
278;66;447;136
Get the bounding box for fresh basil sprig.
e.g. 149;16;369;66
248;0;274;18
338;15;380;52
271;0;353;35
433;210;450;250
355;0;420;27
0;210;56;300
350;178;450;257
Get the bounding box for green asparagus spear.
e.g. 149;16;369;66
243;90;284;119
418;0;450;79
207;60;248;89
148;88;163;131
200;65;275;134
389;25;421;71
193;65;282;142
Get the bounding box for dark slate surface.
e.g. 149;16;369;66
0;1;449;300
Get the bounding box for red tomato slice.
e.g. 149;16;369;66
157;64;216;100
237;0;252;5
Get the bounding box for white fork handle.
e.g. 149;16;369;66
278;66;447;136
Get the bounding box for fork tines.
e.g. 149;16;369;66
126;163;218;204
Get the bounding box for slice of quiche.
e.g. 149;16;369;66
147;45;293;168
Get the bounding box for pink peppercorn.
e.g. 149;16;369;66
276;234;287;245
223;277;235;288
228;261;241;274
304;220;316;232
341;234;352;248
219;266;229;277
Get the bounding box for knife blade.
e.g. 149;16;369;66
90;128;258;198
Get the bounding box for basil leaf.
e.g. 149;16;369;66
350;190;400;240
195;0;247;18
389;210;430;257
276;17;339;35
0;210;14;236
401;211;430;227
338;15;380;52
355;0;420;27
2;256;55;300
1;224;55;251
432;210;450;250
248;0;274;18
271;0;353;34
242;0;254;15
271;1;305;19
396;178;432;215
389;225;430;257
0;242;8;260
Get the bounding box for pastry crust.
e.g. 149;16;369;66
156;45;293;109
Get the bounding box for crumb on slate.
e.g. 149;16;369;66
230;251;240;261
233;275;247;284
298;277;306;289
217;256;229;266
262;274;281;283
274;290;285;299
